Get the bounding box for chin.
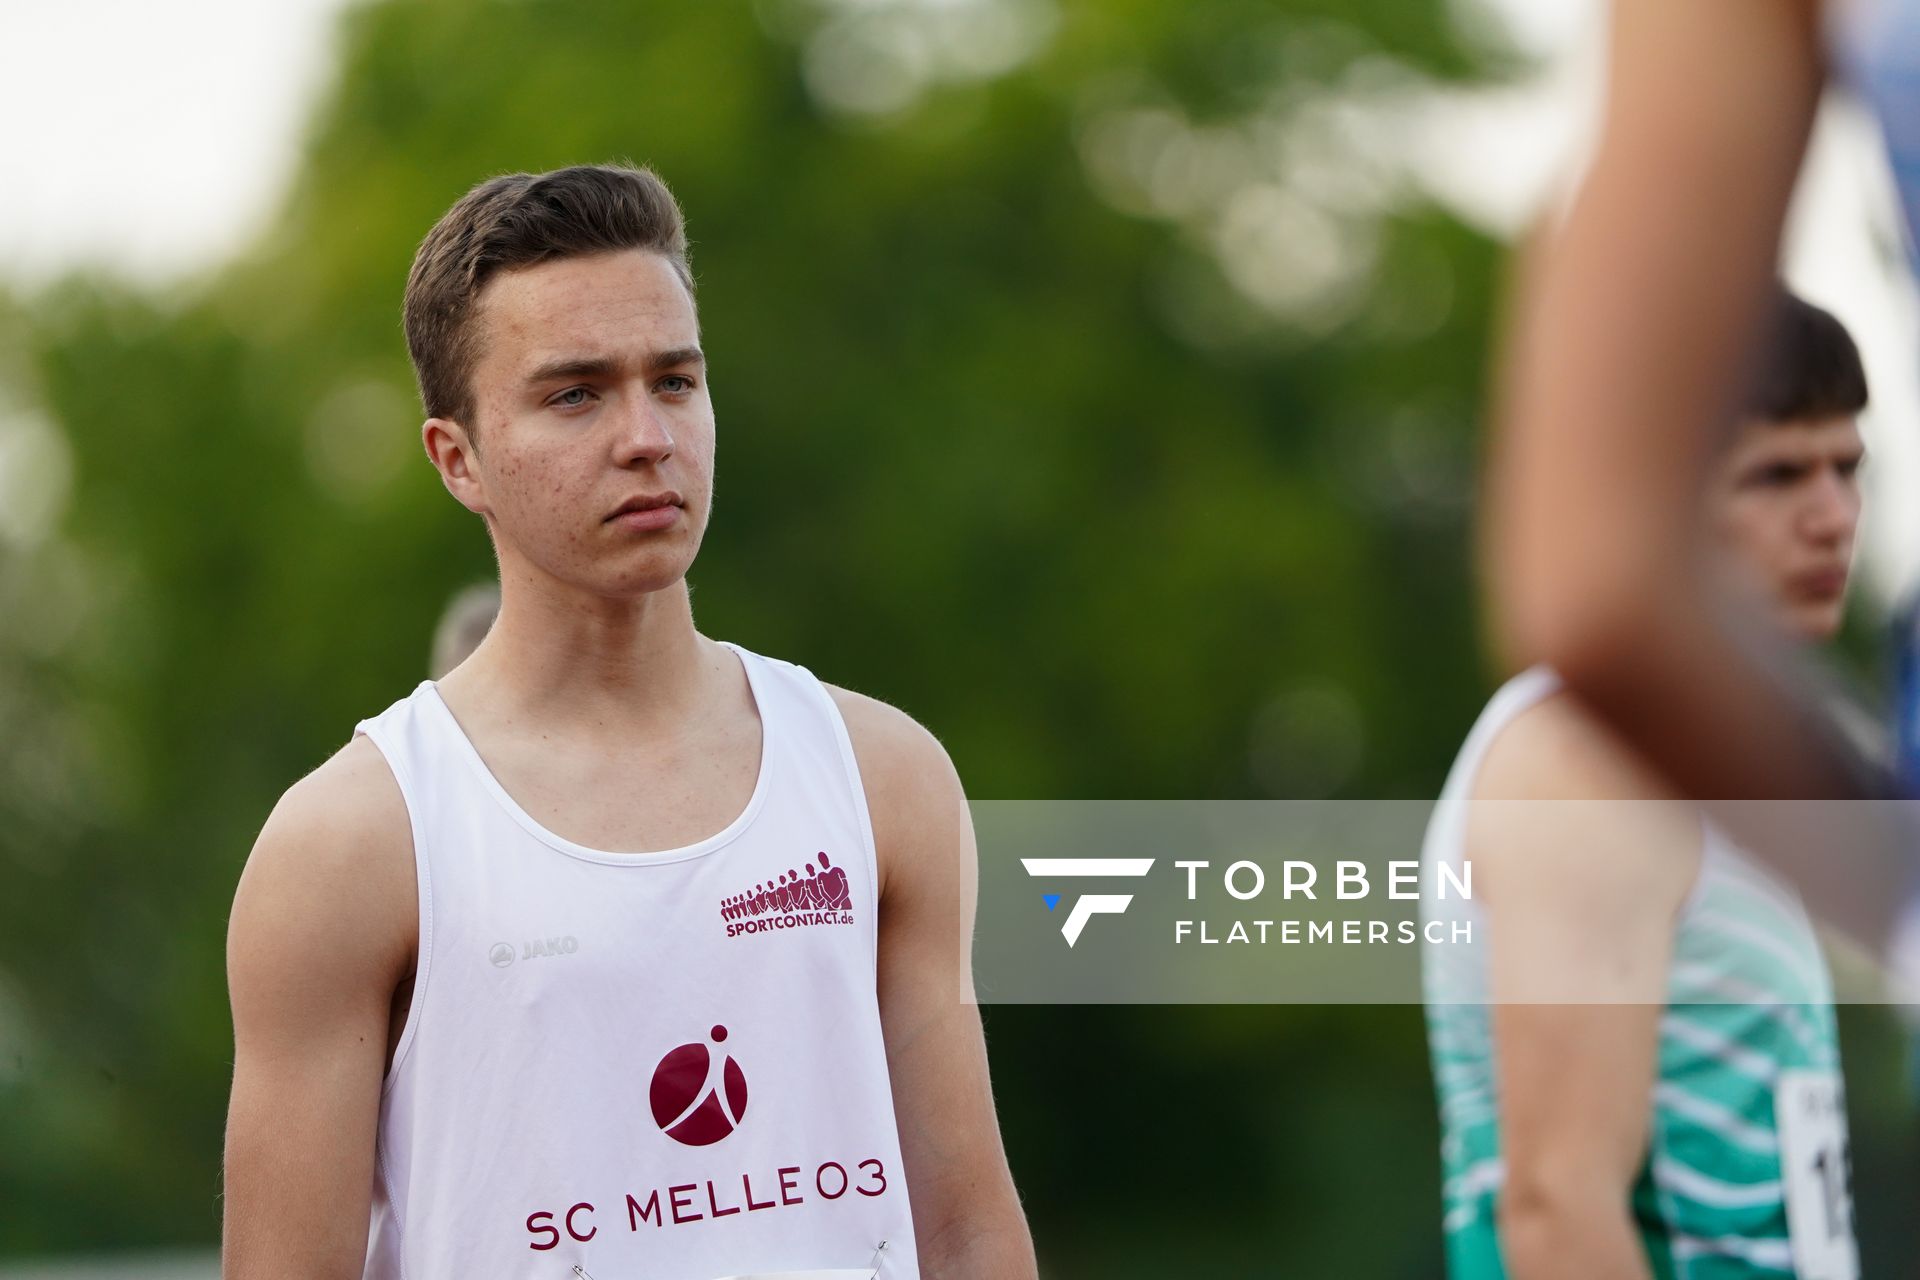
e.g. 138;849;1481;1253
1787;605;1844;646
606;551;700;596
600;568;691;598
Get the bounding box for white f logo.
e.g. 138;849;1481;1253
1021;859;1156;947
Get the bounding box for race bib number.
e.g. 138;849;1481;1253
1775;1069;1858;1280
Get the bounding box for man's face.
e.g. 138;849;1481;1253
443;248;712;597
1705;415;1865;643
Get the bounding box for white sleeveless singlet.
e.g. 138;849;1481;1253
352;642;919;1280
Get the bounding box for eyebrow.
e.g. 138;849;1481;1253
1737;441;1869;472
647;346;706;374
522;347;706;386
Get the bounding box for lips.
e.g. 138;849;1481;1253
604;492;684;522
1790;566;1848;599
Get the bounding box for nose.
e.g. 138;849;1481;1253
1799;469;1858;547
613;393;675;467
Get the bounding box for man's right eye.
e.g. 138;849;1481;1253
550;386;595;408
1747;462;1805;488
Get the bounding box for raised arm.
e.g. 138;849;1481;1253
1485;0;1918;950
1486;0;1853;798
831;687;1037;1279
223;736;417;1278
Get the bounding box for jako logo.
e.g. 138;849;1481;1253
650;1025;749;1147
1021;858;1156;947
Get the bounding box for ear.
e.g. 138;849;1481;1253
423;417;489;516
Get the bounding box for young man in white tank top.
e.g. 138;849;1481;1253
220;165;1036;1279
1426;290;1869;1278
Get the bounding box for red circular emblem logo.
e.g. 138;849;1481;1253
649;1024;749;1146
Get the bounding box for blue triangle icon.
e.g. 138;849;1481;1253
1043;893;1061;912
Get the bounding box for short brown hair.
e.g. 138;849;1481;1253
402;163;694;429
1740;288;1868;424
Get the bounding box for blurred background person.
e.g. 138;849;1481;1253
427;582;498;679
1426;289;1869;1280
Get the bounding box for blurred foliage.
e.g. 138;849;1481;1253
0;0;1908;1274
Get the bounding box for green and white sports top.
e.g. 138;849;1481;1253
1421;669;1857;1280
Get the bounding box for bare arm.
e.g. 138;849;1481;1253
1490;0;1823;748
831;687;1037;1280
223;736;416;1278
1472;698;1698;1280
1485;0;1911;947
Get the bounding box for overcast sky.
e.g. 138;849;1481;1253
0;0;346;288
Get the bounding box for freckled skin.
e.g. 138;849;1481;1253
423;249;715;600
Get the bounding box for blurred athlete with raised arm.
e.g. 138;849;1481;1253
1428;291;1869;1279
1486;0;1920;945
222;165;1034;1280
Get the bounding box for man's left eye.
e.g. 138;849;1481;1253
660;375;695;394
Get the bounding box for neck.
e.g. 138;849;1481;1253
441;557;712;727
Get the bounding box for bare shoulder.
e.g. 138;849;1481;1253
1474;689;1677;805
823;685;968;895
246;734;413;894
229;733;416;986
1468;690;1698;911
824;684;963;802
